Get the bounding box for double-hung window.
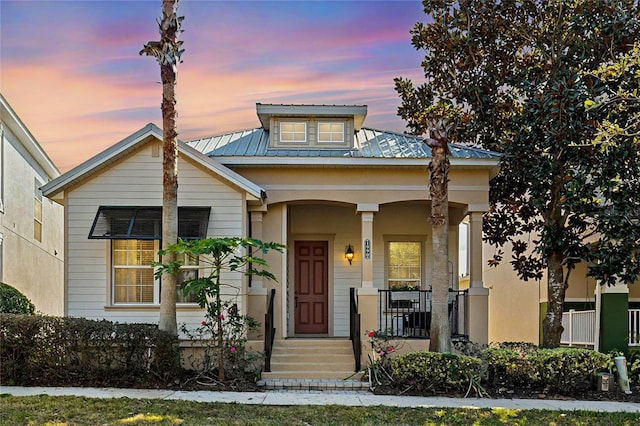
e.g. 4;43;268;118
318;122;345;144
279;122;307;143
388;241;422;290
89;206;210;305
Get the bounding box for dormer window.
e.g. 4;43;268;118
318;122;345;144
280;122;307;143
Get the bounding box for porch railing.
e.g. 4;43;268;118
560;309;596;347
349;287;361;372
264;289;276;372
630;309;640;347
377;289;467;338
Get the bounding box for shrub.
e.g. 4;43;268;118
0;282;35;314
482;343;537;387
525;348;609;393
0;314;181;387
392;351;482;394
363;330;402;387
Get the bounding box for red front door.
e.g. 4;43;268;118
294;241;328;334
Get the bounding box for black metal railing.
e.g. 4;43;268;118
377;289;468;339
264;289;276;372
349;287;361;372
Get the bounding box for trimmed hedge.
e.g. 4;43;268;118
482;345;610;394
392;351;482;393
0;282;35;314
0;314;181;387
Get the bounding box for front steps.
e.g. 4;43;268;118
262;338;362;381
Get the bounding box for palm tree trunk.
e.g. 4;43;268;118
427;133;451;353
141;0;183;336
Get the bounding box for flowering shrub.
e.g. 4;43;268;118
181;297;262;383
363;330;402;387
155;237;284;382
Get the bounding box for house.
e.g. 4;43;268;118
0;94;64;315
42;103;500;377
484;236;640;353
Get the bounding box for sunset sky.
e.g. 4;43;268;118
1;0;425;173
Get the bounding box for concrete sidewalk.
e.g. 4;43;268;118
2;386;639;413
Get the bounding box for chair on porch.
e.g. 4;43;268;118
403;302;454;338
403;311;431;337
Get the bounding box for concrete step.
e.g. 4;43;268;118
264;338;359;380
257;377;368;391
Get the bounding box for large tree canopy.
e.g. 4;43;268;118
396;0;640;347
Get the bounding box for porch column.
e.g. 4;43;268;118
596;281;629;354
247;208;267;340
357;204;378;289
357;204;379;363
466;211;489;344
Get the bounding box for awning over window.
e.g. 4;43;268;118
89;206;211;240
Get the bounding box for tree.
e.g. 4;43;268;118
154;237;285;381
393;98;463;352
396;0;640;347
140;0;185;336
579;44;640;285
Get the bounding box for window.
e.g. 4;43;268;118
388;241;422;290
112;240;198;305
279;122;307;143
318;122;345;143
113;240;157;303
34;179;42;242
175;252;198;303
96;206;210;305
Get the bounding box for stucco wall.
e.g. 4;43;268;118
483;240;540;344
1;125;63;315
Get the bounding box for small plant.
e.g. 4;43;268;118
390;284;420;291
0;282;35;314
363;330;399;387
155;237;284;382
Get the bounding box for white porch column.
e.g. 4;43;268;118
466;211;489;344
356;204;379;361
357;204;378;289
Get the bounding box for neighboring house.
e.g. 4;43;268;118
484;236;640;353
0;94;64;315
42;103;500;377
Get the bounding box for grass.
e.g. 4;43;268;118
1;395;639;425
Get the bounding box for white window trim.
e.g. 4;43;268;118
317;122;345;144
385;238;426;290
279;121;307;144
110;239;200;306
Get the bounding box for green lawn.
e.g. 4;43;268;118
1;395;638;425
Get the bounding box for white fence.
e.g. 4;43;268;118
561;309;640;348
630;309;640;347
560;309;596;347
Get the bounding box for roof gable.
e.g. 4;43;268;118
41;123;265;201
1;93;60;180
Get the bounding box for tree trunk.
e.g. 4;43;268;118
427;133;451;353
156;0;180;336
542;250;565;347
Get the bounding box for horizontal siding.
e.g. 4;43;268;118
66;146;247;329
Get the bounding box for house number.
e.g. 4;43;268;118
364;239;371;259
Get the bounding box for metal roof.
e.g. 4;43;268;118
187;127;500;160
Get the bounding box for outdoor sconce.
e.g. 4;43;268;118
345;244;354;265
